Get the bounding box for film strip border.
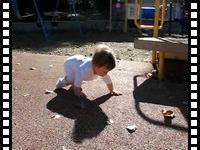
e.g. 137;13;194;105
2;0;11;149
189;1;198;150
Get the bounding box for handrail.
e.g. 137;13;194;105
134;0;166;30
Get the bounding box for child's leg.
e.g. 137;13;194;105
56;61;73;89
56;76;70;89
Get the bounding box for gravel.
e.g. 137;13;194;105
13;31;152;62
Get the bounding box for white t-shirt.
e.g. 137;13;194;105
64;55;112;87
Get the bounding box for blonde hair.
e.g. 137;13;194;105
92;44;116;70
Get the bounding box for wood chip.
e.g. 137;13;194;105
45;90;54;94
29;67;36;70
162;109;175;118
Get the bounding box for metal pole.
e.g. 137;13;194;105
168;2;172;36
32;0;49;41
109;0;112;32
124;0;128;32
12;0;22;19
152;0;160;65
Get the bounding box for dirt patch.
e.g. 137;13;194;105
12;30;188;63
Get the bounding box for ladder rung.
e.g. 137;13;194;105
140;25;154;29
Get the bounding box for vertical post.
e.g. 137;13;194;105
168;2;172;36
180;2;185;35
109;0;112;32
124;0;128;32
12;0;22;19
71;0;82;35
152;0;160;65
153;0;165;80
32;0;49;41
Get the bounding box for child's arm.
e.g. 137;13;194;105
106;83;122;96
102;74;122;96
73;69;86;98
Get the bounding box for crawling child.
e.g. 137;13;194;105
56;44;122;98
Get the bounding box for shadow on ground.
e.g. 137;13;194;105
133;75;188;132
46;88;112;143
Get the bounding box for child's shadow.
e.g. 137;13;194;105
46;88;112;143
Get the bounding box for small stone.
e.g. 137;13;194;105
51;114;61;119
62;146;71;150
29;67;36;70
62;146;67;150
118;68;123;71
16;63;20;65
49;65;53;67
23;94;30;97
126;125;137;133
151;69;157;73
107;119;114;125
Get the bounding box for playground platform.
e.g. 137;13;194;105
12;52;188;150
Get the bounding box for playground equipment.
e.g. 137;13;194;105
133;0;188;80
109;0;166;32
32;0;49;41
12;0;82;40
134;0;166;30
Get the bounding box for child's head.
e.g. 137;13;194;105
92;44;116;76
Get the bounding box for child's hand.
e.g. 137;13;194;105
110;90;122;96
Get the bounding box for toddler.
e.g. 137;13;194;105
56;44;122;98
